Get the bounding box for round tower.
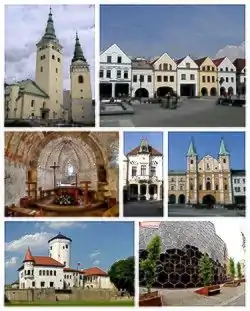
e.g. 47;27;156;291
48;233;72;267
23;247;35;288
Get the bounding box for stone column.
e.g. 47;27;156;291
212;173;215;190
112;83;115;98
203;174;206;190
186;175;190;203
219;173;224;203
157;183;161;200
137;184;140;200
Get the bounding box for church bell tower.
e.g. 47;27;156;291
35;7;63;119
186;138;198;204
70;32;92;122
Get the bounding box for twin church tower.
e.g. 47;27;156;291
6;7;92;122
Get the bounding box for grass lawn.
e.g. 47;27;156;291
5;299;134;306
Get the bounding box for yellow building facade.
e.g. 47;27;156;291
152;53;177;96
195;57;218;96
5;8;92;122
168;138;233;205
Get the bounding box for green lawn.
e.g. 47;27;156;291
5;299;134;307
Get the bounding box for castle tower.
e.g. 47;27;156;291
23;247;35;288
35;7;63;119
70;32;92;122
218;138;232;204
48;233;72;267
186;138;198;203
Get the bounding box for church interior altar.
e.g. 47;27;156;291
5;132;120;217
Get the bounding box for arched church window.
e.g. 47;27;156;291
78;75;84;83
52;55;55;60
58;58;60;62
56;68;58;73
199;184;202;190
223;159;226;163
215;184;219;190
224;184;228;190
190;160;193;164
40;66;43;72
190;184;193;190
206;181;211;190
31;100;35;107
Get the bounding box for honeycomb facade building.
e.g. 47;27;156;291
139;221;228;288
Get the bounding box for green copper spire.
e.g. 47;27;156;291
219;138;229;155
139;139;149;153
42;7;57;41
72;31;86;63
187;138;197;156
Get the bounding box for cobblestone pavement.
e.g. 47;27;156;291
100;99;245;127
123;200;164;217
168;204;245;217
140;284;245;306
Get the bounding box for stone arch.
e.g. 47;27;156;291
178;194;185;204
169;194;176;204
202;194;216;205
201;87;208;96
228;87;234;95
135;88;149;98
210;87;217;96
157;86;173;97
220;87;226;96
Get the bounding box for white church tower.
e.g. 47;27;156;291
35;7;63;119
22;247;35;288
48;233;72;267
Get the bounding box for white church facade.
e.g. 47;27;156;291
123;139;163;201
18;233;113;290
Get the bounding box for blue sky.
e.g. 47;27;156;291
100;5;245;58
5;221;134;284
168;132;245;170
124;132;163;154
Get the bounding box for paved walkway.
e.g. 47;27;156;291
100;98;245;127
140;284;245;306
168;205;246;217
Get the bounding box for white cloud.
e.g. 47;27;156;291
90;249;101;258
5;232;52;253
5;257;18;268
214;41;245;61
5;5;95;95
213;219;246;262
93;260;100;266
44;222;87;230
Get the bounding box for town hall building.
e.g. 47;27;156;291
5;8;92;123
18;233;113;290
123;139;163;201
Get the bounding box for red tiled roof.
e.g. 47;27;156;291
23;247;34;262
33;256;64;267
233;58;245;72
127;146;162;156
194;57;208;67
213;57;226;67
82;267;107;277
175;57;185;65
64;267;81;273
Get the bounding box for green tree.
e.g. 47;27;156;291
237;262;242;279
229;257;236;280
140;235;161;293
198;253;213;286
108;256;134;295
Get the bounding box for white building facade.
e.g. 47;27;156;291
17;233;113;290
213;57;236;95
100;44;132;98
175;55;199;96
131;59;154;98
123;139;163;201
231;171;246;204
